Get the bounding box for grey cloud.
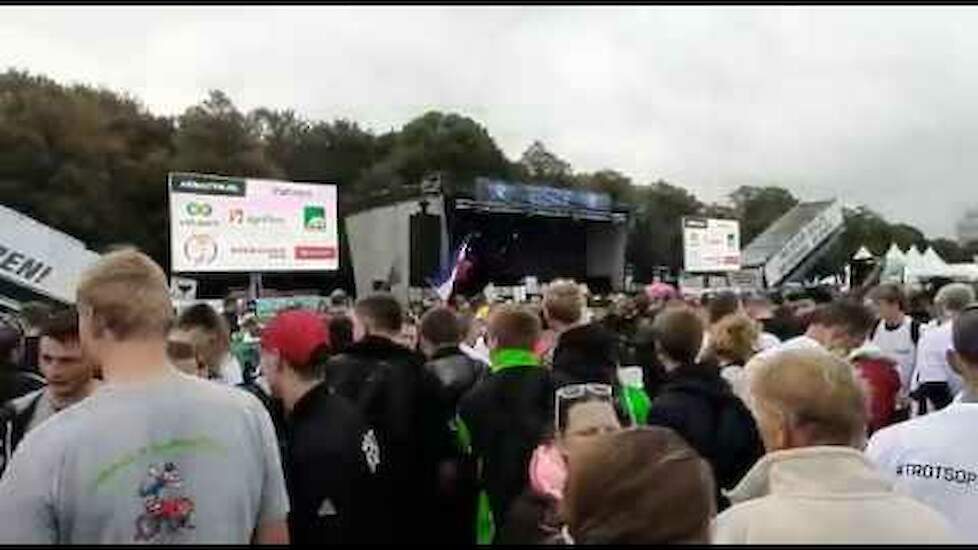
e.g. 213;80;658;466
2;6;976;237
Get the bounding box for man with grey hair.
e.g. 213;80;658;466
867;304;978;542
715;348;955;544
909;283;976;415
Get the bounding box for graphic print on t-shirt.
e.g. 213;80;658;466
362;429;380;474
134;462;196;542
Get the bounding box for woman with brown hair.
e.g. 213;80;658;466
562;427;716;544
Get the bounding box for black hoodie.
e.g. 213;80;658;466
323;336;452;542
645;363;763;510
551;323;619;387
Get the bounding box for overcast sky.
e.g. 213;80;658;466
3;6;977;239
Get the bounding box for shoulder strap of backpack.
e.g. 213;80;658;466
911;319;922;346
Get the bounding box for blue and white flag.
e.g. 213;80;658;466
433;235;472;301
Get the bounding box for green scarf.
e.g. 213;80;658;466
489;348;540;373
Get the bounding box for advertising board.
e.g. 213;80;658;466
763;201;844;287
682;217;741;273
168;173;338;273
0;204;99;303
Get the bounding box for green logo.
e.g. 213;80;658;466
186;202;213;217
303;205;327;231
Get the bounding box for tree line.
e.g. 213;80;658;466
1;69;974;291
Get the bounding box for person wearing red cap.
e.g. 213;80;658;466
261;309;387;544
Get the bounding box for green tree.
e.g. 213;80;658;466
627;180;703;278
573;169;634;203
730;185;799;244
518;140;573;186
0;69;175;262
930;238;968;263
172;90;282;179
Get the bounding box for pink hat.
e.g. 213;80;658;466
645;282;677;301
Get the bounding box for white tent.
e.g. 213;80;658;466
852;246;875;261
881;243;906;282
949;263;978;282
922;247;952;276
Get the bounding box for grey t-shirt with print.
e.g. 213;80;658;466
0;371;289;544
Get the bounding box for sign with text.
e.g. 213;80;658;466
168;173;338;273
682;217;741;273
763;201;844;287
0;204;99;303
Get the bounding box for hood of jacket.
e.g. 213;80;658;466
343;335;422;363
552;323;619;384
724;446;893;504
7;388;44;416
662;362;730;399
425;347;484;399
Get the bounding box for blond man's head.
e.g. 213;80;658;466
76;248;173;344
544;279;585;328
746;348;868;452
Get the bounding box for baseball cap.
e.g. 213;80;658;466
953;304;978;360
261;310;330;368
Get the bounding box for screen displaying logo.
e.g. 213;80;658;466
295;246;336;260
183;235;218;267
186;202;213;217
303;205;327;231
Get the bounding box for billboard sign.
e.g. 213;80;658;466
0;204;99;303
682;217;741;273
168;173;338;273
763;201;844;287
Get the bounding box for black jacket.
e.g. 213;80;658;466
0;367;44;404
423;346;488;544
323;336;452;542
0;388;44;477
458;363;554;539
282;383;385;545
551;323;619;387
425;346;487;413
645;363;763;510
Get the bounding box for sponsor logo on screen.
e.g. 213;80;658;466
185;202;213;217
230;246;287;260
170;174;246;197
303;206;327;232
183;235;218;267
295;246;337;260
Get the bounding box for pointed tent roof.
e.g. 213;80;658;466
919;247;952;277
904;246;927;280
852;246;874;261
923;247;948;268
884;243;906;263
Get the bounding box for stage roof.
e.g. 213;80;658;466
742;200;838;267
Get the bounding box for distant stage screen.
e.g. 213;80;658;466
168;172;338;273
450;212;588;292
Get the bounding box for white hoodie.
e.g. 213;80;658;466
714;446;956;544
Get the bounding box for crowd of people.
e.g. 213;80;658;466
1;247;978;544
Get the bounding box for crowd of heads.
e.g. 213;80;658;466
4;245;978;544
